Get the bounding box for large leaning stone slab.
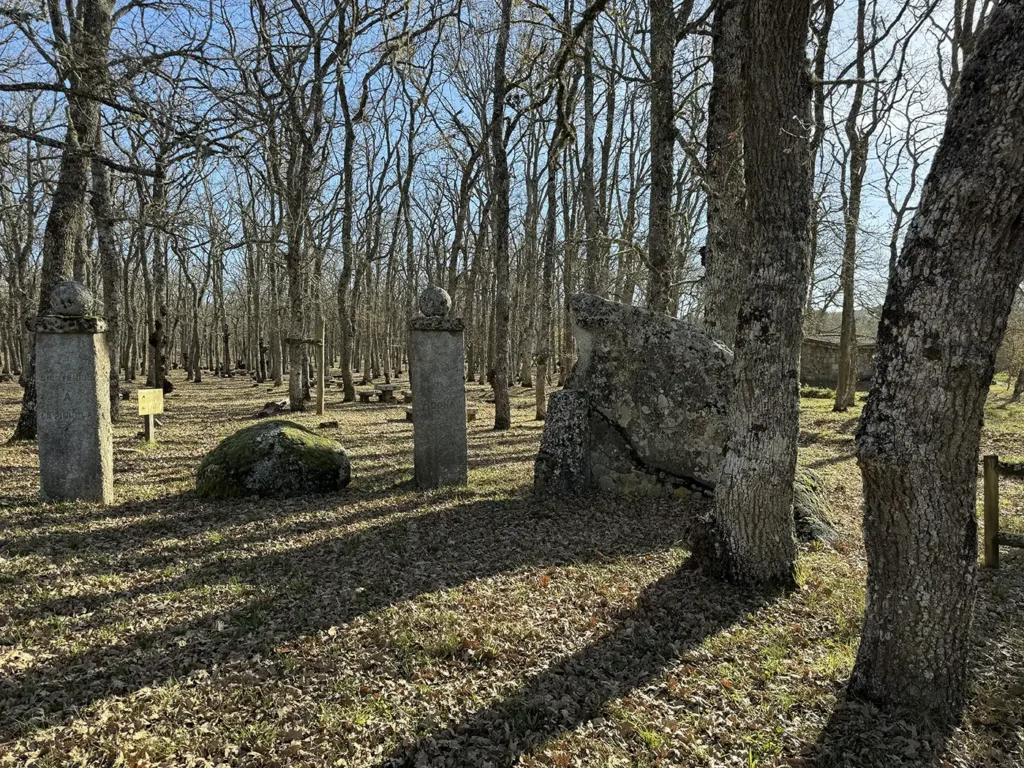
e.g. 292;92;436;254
534;390;591;494
567;293;733;489
196;419;350;499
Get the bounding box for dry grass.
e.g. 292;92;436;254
0;373;1021;767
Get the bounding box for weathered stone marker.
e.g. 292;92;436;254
29;281;113;504
409;286;467;488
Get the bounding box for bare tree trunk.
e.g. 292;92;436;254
520;131;542;389
337;123;357;403
581;23;601;295
92;132;120;420
15;137;37;385
706;0;813;586
536;126;563;421
490;0;513;430
466;193;490;383
559;164;577;386
833;0;870;412
702;0;746;347
12;96;93;440
646;0;675;313
852;1;1024;717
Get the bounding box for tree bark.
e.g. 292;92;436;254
92;131;121;420
12;90;93;440
536;123;563;421
702;0;746;348
833;0;867;413
646;0;675;314
490;0;513;430
148;150;168;391
852;0;1024;717
707;0;813;586
581;22;602;295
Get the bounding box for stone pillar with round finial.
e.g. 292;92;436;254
409;286;468;488
28;281;114;504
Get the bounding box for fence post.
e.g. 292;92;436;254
984;454;1000;569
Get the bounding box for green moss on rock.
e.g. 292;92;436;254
196;419;351;499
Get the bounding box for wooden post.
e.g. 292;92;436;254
143;414;156;444
316;316;326;416
983;454;1000;569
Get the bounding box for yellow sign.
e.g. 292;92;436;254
138;389;164;416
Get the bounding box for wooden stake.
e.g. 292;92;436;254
143;414;156;445
983;454;999;568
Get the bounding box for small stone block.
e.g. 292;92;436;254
358;391;375;403
466;408;477;422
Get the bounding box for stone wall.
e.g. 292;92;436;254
800;338;875;388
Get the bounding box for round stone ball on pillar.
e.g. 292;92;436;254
49;280;98;317
418;285;452;318
29;281;114;504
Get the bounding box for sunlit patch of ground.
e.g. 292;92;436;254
0;373;1021;767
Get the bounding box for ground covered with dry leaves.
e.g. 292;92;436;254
0;373;1022;767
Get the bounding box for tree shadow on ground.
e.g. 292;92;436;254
808;551;1024;767
0;487;708;743
809;697;962;767
804;453;856;470
375;564;775;767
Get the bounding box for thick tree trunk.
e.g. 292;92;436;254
707;0;813;586
852;0;1024;717
148;153;168;391
337;113;357;402
559;167;576;387
489;0;513;430
646;0;675;314
12;102;92;440
702;0;746;347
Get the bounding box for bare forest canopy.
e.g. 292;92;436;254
0;0;982;400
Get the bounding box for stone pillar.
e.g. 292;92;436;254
28;281;114;504
410;287;468;489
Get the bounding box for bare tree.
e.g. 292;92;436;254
852;0;1024;718
704;0;814;586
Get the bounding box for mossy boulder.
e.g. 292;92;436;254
196;420;351;499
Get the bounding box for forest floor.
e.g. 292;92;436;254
0;372;1022;768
